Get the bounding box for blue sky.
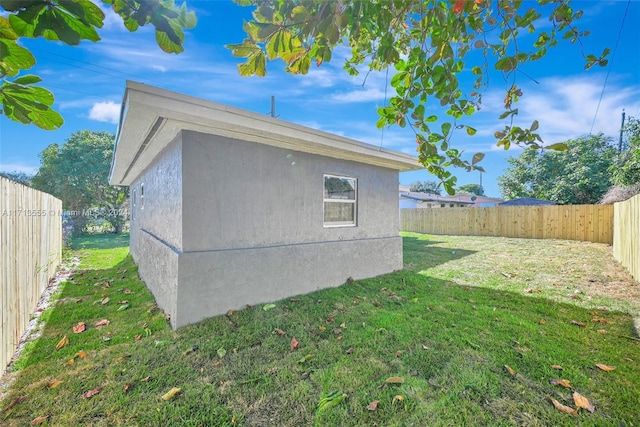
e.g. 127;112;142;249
1;0;638;198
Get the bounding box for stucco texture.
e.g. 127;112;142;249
130;130;405;328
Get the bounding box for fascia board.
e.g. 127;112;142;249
110;81;422;186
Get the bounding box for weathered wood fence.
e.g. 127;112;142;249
401;204;614;244
613;194;640;280
1;177;62;371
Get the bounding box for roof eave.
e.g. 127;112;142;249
110;81;422;186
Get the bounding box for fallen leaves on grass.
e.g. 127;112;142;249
317;390;347;411
290;337;299;350
47;380;63;389
385;376;405;384
217;348;227;358
76;350;88;359
551;365;563;370
573;392;595;413
504;365;516;376
539;319;546;325
55;335;69;350
117;303;129;311
263;303;276;311
95;319;110;327
161;387;181;401
30;415;49;425
547;398;577;415
597;329;607;335
297;354;314;364
345;347;354;354
121;289;134;294
82;386;103;399
72;322;86;333
393;395;404;405
570;320;587;327
592;318;608;324
595;364;616;371
366;400;379;411
550;379;573;389
124;383;133;393
3;395;27;412
273;328;286;336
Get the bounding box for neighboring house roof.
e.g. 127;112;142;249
110;81;422;186
499;197;557;206
398;190;504;206
399;192;475;205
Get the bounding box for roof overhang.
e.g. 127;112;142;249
110;81;422;186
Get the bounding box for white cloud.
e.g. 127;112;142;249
88;101;120;123
152;65;168;72
452;74;640;150
91;0;128;31
0;163;39;174
329;86;387;103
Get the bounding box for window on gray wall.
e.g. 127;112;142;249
132;188;136;220
323;174;357;227
140;183;144;210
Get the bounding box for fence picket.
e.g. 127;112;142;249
1;177;62;371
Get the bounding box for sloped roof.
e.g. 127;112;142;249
110;81;422;186
499;197;557;206
400;192;474;205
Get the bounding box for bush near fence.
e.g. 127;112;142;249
1;177;62;371
613;194;640;281
401;204;614;244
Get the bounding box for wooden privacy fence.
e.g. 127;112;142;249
401;204;614;244
1;177;62;371
613;194;640;280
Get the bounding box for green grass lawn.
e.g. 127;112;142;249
1;233;639;426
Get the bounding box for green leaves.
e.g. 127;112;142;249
1;0;196;129
7;0;103;43
0;78;63;129
229;0;608;191
0;38;36;76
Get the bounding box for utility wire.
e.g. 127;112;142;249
589;0;630;134
32;47;168;88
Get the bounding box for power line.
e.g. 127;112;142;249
31;47;167;88
589;0;630;134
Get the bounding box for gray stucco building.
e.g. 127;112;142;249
110;81;421;328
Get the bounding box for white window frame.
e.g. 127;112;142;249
131;188;136;220
323;174;357;227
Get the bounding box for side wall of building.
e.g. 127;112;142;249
173;131;403;327
129;136;183;323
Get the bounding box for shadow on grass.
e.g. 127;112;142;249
403;235;476;271
71;233;130;250
3;237;640;426
12;255;167;372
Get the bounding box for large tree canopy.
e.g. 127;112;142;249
409;180;441;195
457;183;485;196
31;130;128;234
1;0;608;193
497;134;617;205
229;0;608;192
612;116;640;187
